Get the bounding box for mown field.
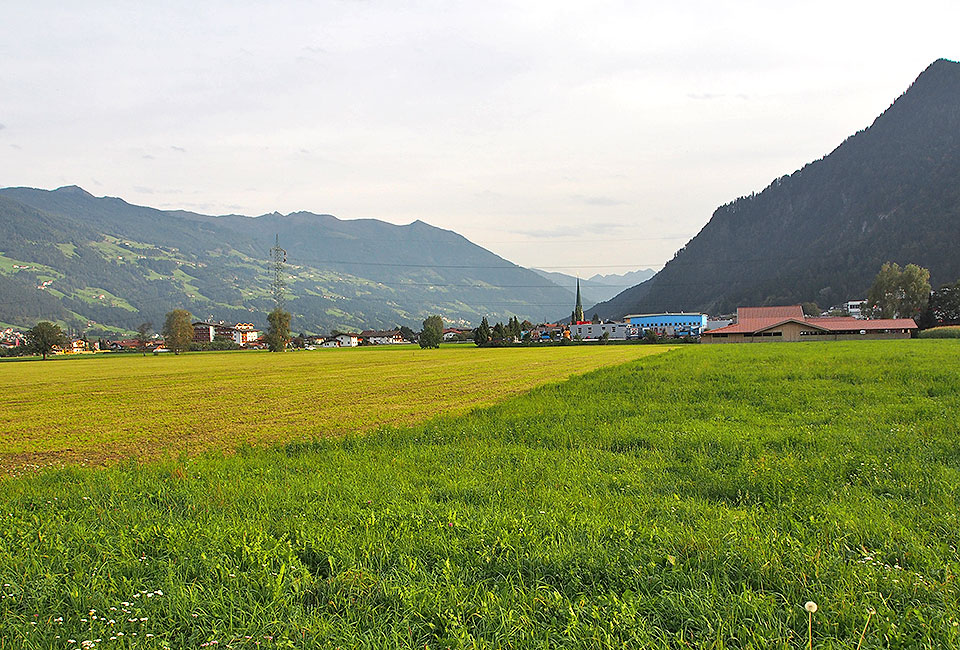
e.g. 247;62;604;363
0;344;666;474
1;340;959;648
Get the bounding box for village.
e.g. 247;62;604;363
0;293;920;357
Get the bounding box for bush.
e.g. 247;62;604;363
919;326;960;339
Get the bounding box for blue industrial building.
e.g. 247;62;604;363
623;313;707;337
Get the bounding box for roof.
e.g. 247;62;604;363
738;305;804;322
806;317;918;331
705;306;917;336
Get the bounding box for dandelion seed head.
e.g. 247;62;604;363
804;601;818;613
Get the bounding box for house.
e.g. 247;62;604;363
529;324;569;341
192;321;261;346
335;333;360;347
64;338;90;354
360;329;405;345
845;300;868;319
321;339;341;348
570;321;633;341
702;305;917;343
442;327;473;341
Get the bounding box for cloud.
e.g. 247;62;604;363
572;194;628;207
511;222;626;239
134;186;156;194
9;143;21;150
0;123;5;130
171;145;186;153
142;154;155;159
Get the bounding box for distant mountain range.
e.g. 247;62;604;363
531;268;656;309
593;58;960;318
0;186;581;334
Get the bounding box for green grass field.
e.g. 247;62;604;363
0;345;667;474
1;340;959;648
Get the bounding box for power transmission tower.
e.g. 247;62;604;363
271;234;287;311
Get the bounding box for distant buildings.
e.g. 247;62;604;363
623;313;707;338
702;305;917;343
192;321;261;346
360;329;405;345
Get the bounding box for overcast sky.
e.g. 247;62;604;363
2;2;959;277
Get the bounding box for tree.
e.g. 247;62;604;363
801;302;820;317
26;321;66;360
918;279;960;328
266;308;292;352
162;309;193;355
866;262;931;319
520;320;533;331
136;321;153;356
398;325;417;342
592;313;600;324
473;316;491;346
492;321;506;343
420;315;443;349
507;316;521;341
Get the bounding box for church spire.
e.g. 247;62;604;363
573;278;584;323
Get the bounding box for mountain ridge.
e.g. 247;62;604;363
0;187;577;334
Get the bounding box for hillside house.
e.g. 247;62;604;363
702;305;917;343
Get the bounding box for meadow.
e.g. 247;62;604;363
0;344;665;474
1;340;959;648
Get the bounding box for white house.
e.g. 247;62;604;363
570;321;634;341
335;333;360;347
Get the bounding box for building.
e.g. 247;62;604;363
192;321;261;346
845;300;868;319
528;324;569;342
360;329;405;345
334;333;360;347
623;313;708;337
570;321;634;341
442;327;473;341
702;305;917;343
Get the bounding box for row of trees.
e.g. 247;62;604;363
473;316;533;346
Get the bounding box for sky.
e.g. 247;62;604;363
2;2;960;277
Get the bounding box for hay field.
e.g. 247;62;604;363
0;344;667;473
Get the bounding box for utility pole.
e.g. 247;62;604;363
271;234;287;311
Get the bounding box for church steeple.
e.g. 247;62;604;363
572;278;584;323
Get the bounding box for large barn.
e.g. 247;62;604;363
702;305;917;343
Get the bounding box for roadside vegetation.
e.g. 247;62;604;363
1;340;958;647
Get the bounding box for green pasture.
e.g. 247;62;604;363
1;340;959;648
0;344;666;473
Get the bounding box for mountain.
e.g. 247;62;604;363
587;269;657;288
0;187;576;334
530;268;655;308
593;58;960;318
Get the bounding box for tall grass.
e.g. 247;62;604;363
919;326;960;339
1;340;958;648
